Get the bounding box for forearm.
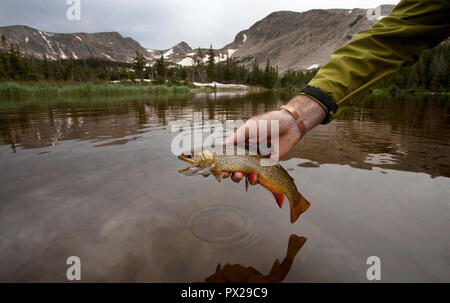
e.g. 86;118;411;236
285;95;326;132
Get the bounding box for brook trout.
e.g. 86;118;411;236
178;146;310;223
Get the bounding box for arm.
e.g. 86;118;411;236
303;0;450;122
225;0;450;182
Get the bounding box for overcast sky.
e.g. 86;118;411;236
0;0;400;50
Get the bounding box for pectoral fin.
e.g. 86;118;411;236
213;171;224;183
185;167;211;177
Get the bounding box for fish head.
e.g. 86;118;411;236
178;149;216;175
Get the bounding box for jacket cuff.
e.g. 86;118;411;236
298;85;339;124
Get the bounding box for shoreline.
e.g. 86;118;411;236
0;81;447;101
0;82;212;100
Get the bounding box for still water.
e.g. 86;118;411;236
0;92;449;282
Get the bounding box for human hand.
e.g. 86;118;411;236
222;94;326;183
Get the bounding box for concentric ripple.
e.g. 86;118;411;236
177;205;262;249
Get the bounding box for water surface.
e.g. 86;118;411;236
0;92;449;282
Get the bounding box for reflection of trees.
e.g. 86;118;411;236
0;92;448;177
0;93;281;151
287;94;450;177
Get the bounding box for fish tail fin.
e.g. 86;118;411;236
286;234;307;260
289;193;310;223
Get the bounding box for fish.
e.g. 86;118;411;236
178;145;310;223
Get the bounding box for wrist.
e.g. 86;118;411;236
286;95;326;131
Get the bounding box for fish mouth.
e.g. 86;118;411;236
178;153;194;164
178;153;197;175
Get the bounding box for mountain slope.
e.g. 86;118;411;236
0;25;151;62
0;5;395;73
221;7;393;73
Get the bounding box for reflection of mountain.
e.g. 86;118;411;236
0;92;448;177
205;234;306;283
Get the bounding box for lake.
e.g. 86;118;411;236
0;91;449;282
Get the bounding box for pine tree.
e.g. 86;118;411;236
154;55;166;84
263;58;277;88
0;52;6;79
64;56;74;81
207;45;215;81
41;55;50;80
1;34;6;49
196;47;204;66
132;51;146;81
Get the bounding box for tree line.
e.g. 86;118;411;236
374;43;449;92
0;34;448;91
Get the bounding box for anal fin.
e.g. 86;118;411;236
272;192;284;208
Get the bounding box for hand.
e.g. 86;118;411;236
222;95;326;183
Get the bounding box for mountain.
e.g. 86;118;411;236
0;25;151;62
0;5;395;73
156;5;395;72
220;6;394;73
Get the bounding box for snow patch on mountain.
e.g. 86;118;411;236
163;48;173;59
227;49;237;57
178;57;194;66
56;42;67;59
101;52;113;60
39;30;57;56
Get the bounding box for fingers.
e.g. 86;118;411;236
231;172;244;183
221;172;258;185
225;118;259;146
229;172;258;185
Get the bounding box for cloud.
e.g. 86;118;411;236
0;0;401;49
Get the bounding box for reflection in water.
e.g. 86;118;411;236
1;92;448;177
0;92;449;282
205;234;306;283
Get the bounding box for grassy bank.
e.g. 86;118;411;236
0;82;210;99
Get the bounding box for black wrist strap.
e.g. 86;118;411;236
300;85;338;123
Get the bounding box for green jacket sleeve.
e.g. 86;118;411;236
301;0;450;123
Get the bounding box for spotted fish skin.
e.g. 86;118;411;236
178;146;310;223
